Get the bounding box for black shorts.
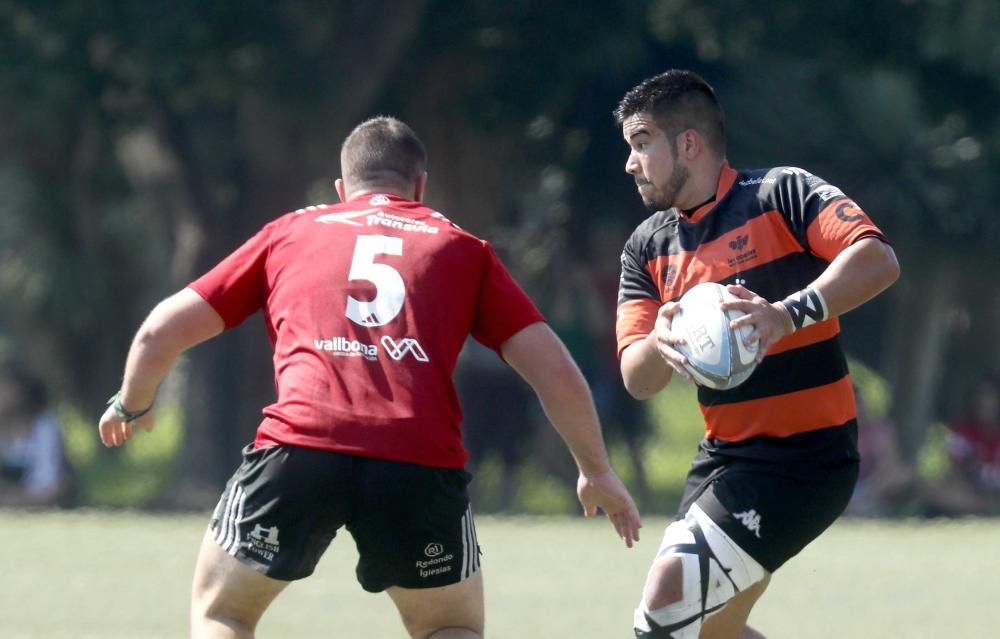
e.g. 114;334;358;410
210;444;480;592
677;426;860;572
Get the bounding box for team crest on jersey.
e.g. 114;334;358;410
660;264;678;290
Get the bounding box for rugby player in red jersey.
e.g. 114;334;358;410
613;71;899;638
98;116;640;639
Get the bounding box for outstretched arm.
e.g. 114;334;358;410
98;288;225;447
501;322;641;547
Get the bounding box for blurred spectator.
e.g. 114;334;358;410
925;374;1000;516
0;363;75;508
846;388;918;517
456;338;536;511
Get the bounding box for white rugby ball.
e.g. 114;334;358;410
670;282;759;390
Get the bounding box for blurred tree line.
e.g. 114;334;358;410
0;0;997;506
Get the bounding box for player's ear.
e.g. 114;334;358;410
334;178;347;203
413;172;428;202
679;130;700;160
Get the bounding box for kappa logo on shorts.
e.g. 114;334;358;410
381;336;429;362
733;509;762;539
424;542;445;558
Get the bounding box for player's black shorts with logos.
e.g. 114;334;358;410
678;424;860;573
210;444;480;592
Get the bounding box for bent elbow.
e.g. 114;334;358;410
134;298;190;353
627;387;655;401
881;245;901;288
623;377;662;401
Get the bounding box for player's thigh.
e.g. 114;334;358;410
683;456;858;575
191;529;290;628
386;570;485;639
699;574;770;639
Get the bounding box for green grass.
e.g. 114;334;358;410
1;511;997;638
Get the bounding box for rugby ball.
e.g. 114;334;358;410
670;282;759;390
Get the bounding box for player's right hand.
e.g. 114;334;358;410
98;404;155;447
653;302;693;382
577;470;642;548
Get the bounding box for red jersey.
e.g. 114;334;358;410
617;164;888;445
189;193;543;468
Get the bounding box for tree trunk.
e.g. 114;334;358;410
887;252;961;460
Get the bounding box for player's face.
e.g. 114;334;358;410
622;113;689;211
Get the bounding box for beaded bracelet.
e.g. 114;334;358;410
107;390;153;422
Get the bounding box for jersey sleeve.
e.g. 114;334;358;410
470;242;545;351
768;167;888;262
187;221;276;328
615;233;660;358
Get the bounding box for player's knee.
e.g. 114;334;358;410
403;619;482;639
394;598;483;639
633;506;765;639
643;555;685;610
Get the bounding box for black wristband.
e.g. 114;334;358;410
780;287;829;331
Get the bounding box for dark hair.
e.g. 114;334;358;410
0;363;48;413
340;116;427;193
614;69;726;157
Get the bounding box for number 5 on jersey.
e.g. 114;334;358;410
345;235;405;327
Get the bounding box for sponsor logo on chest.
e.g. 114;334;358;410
313;337;378;360
726;234;758;268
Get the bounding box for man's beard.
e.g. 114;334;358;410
641;163;689;211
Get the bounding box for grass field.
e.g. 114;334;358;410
1;511;996;638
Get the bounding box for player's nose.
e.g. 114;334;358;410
625;151;640;175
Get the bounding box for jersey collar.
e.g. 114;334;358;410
347;193;415;205
682;162;737;223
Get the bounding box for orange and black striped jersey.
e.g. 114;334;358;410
616;163;888;447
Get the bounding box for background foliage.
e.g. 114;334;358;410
0;0;997;508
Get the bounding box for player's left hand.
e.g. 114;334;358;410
652;301;694;383
577;470;642;548
98;403;156;448
721;284;794;363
